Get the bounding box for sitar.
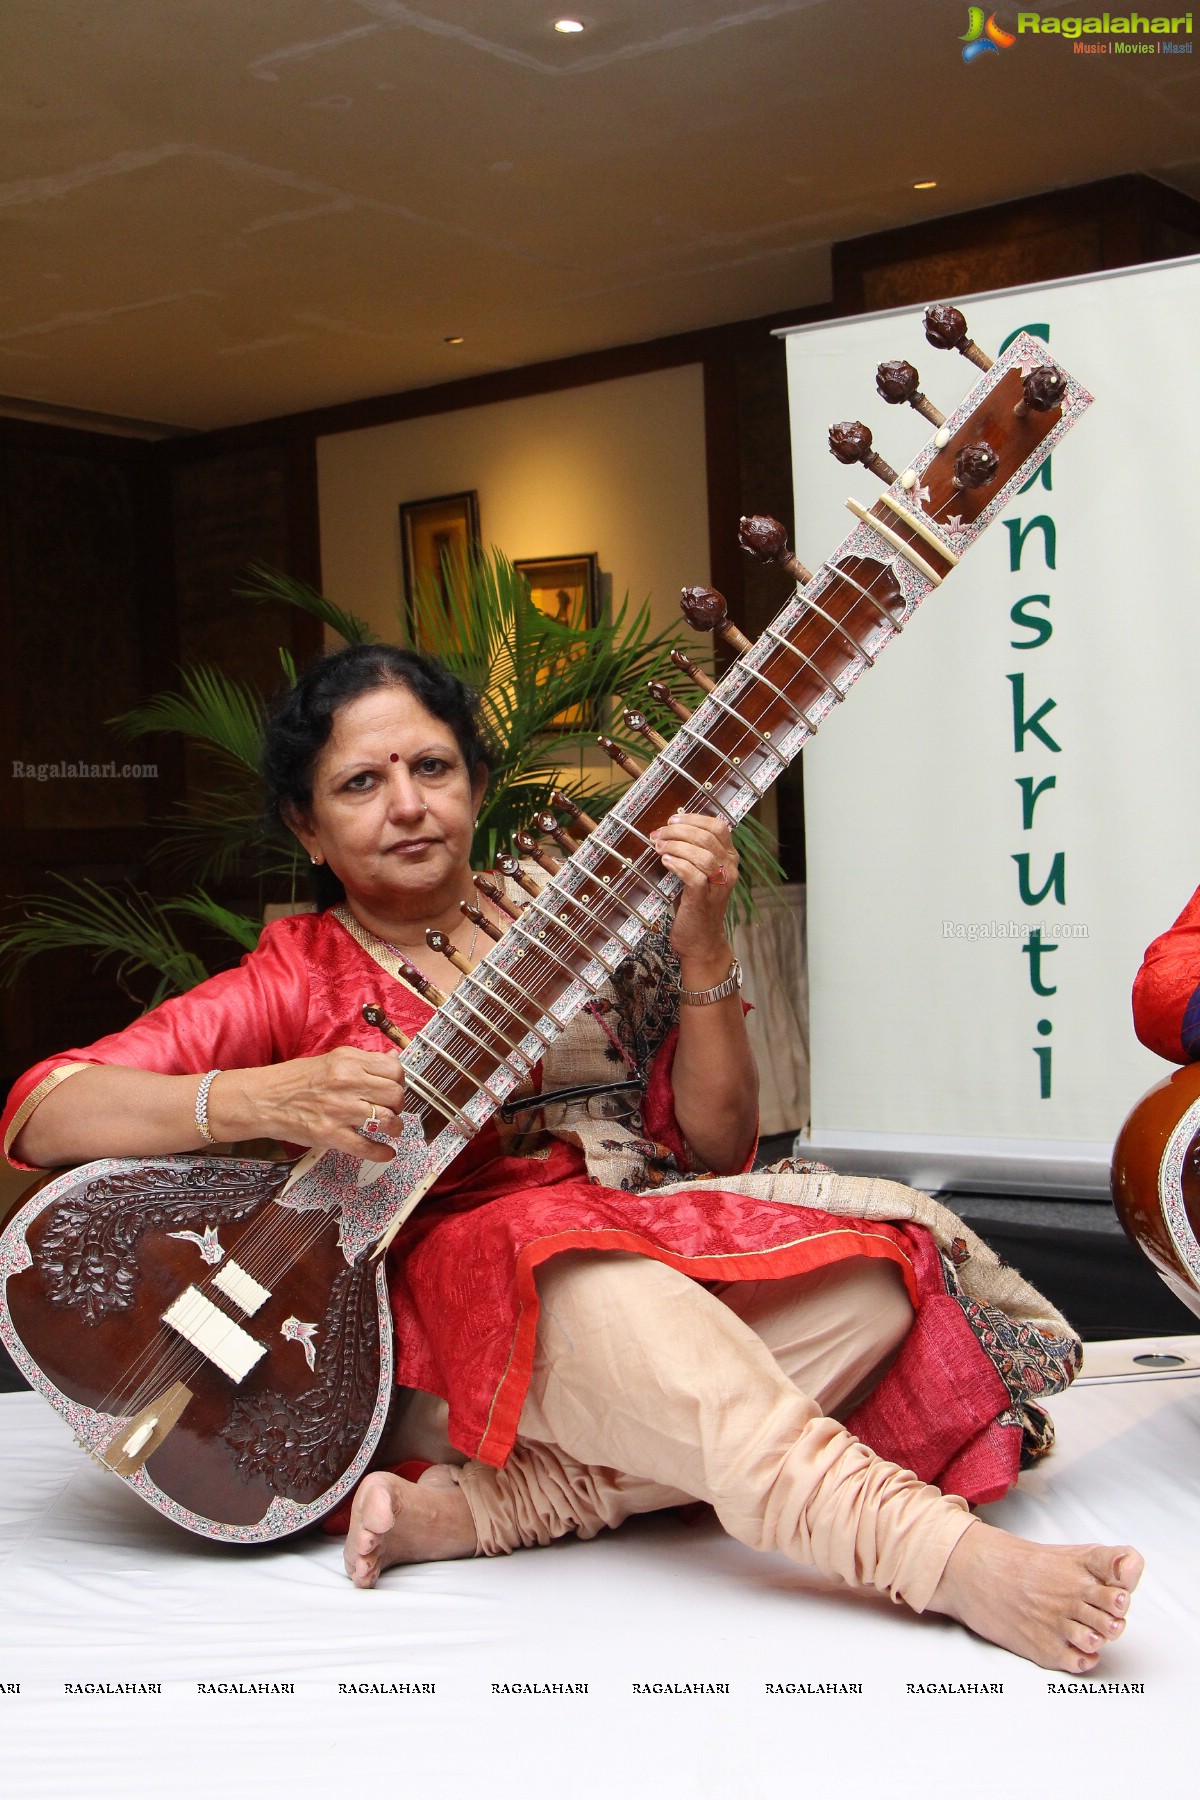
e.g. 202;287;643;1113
0;304;1092;1542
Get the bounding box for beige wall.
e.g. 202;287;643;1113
315;364;710;650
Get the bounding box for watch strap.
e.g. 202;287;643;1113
679;958;742;1007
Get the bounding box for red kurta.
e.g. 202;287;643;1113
2;909;1067;1503
1132;883;1200;1064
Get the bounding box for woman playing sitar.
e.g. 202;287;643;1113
3;643;1141;1673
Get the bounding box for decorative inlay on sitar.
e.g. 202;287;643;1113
35;1160;285;1324
0;305;1093;1541
223;1261;381;1501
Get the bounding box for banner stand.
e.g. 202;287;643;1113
778;255;1200;1190
794;1128;1112;1199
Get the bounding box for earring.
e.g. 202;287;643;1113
311;853;324;866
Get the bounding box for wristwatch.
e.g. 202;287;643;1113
679;958;743;1007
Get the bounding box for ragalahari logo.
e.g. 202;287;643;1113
961;8;1017;59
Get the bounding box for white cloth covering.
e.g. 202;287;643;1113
0;1341;1197;1799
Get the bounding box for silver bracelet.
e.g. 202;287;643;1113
195;1069;222;1144
678;958;743;1007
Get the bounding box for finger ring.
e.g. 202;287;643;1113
708;863;728;886
363;1103;380;1135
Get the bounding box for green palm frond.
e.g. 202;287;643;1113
240;563;378;646
416;543;695;779
112;664;267;778
144;790;287;885
410;547;693;733
166;890;262;955
0;878;211;1009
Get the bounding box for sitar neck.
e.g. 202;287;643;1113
374;313;1091;1239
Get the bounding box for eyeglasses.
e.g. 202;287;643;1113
500;1079;644;1128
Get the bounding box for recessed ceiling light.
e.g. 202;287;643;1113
554;18;585;32
913;180;938;191
444;334;464;345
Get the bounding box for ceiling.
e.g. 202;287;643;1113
2;0;1197;433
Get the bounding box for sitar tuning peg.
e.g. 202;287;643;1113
533;810;580;856
460;899;504;944
1014;365;1066;419
680;586;754;656
393;954;448;1008
598;735;647;780
515;827;563;876
737;514;812;586
875;359;946;428
362;1002;412;1050
494;853;541;900
622;707;667;753
923;302;993;372
647;679;693;724
828;421;898;486
952;443;1000;491
550;789;599;837
670;646;715;696
473;873;524;921
426;927;477;978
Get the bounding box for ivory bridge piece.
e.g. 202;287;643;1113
212;1259;271;1316
161;1286;266;1384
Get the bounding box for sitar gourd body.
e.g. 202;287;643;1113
0;306;1094;1540
1112;1063;1200;1323
1;1152;396;1540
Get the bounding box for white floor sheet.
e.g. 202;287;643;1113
1;1339;1197;1799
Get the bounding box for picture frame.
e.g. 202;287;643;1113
513;553;601;729
399;490;481;652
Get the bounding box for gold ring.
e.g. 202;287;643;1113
363;1103;380;1136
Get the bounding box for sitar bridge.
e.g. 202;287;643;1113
212;1260;271;1316
162;1286;267;1384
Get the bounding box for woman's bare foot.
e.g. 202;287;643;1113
930;1521;1144;1672
343;1465;478;1589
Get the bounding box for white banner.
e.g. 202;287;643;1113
783;256;1200;1192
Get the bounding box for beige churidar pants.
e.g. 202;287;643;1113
450;1251;976;1613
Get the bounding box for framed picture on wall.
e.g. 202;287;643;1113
399;489;481;652
514;552;601;729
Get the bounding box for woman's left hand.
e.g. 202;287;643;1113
649;812;739;964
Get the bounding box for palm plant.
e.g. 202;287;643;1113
0;549;784;1008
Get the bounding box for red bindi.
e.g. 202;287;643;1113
389;753;400;762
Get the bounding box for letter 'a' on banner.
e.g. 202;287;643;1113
779;255;1200;1197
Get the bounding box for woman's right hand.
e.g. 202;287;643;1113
210;1048;407;1163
